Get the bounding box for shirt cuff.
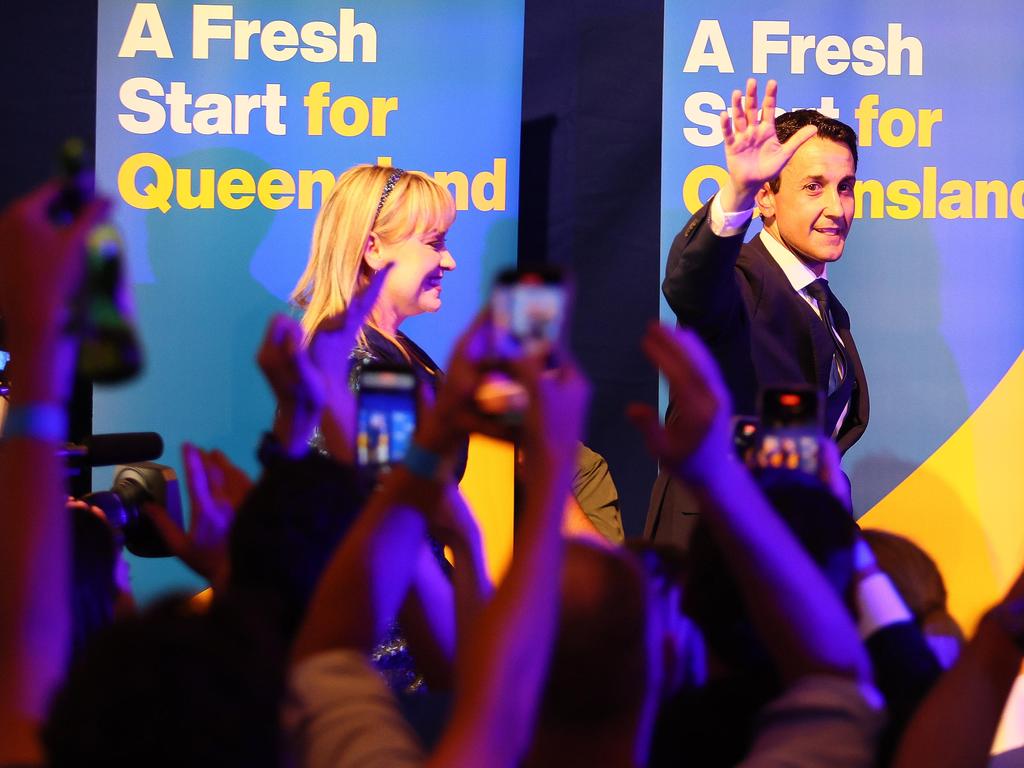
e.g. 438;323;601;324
709;193;755;237
855;572;914;638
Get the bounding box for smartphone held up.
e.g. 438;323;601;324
475;267;569;421
355;363;418;478
749;387;823;475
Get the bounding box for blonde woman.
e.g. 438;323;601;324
293;164;457;392
293;166;466;716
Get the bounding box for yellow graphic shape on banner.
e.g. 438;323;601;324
861;351;1024;632
459;434;515;582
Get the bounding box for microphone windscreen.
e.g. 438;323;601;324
81;432;163;466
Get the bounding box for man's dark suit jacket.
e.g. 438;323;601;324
644;200;869;547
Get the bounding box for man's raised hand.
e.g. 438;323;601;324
718;79;818;211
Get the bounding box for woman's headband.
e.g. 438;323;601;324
372;168;406;226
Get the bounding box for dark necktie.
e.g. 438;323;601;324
805;278;848;396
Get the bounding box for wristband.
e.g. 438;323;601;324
403;442;444;480
2;403;67;441
257;430;302;468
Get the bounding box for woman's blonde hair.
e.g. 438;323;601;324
292;165;456;344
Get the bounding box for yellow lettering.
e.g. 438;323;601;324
854;178;885;219
217;168;256;210
117;152;173;213
471;159;507;212
435;171;470;210
683;164;729;214
298;169;337;209
878;108;917;148
938;180;973;219
257;169;296;210
885;179;921;220
976;180;1009;218
328;96;370;137
176;167;216;209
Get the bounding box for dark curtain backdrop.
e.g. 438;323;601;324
519;1;664;534
3;3;99;494
3;1;665;533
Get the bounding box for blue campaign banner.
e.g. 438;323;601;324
94;1;524;601
662;1;1024;628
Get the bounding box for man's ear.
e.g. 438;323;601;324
755;183;776;222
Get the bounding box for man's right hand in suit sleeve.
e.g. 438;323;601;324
717;78;817;212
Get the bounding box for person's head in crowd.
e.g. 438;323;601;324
43;597;283;768
526;539;657;766
862;528;965;667
227;454;368;640
292;164;457;345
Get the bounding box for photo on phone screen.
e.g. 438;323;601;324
490;267;566;359
752;387;822;475
356;365;417;472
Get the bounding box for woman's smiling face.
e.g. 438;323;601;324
372;228;456;320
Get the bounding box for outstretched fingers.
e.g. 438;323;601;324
743;78;758;130
730;88;747;133
761;79;779;133
720;110;735;147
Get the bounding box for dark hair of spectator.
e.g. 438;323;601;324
536;541;651;732
43;597;284;768
228;453;368;639
861;528;965;643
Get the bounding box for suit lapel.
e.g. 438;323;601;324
745;236;833;391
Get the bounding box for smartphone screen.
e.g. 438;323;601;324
752;388;822;475
356;366;417;472
491;267;566;359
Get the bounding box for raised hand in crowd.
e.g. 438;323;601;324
0;181;108;764
287;313;589;768
307;263;391;464
145;442;251;593
433;354;590;768
258;313;329;459
630;323;872;685
718;78;818;212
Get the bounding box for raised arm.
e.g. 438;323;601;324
0;182;107;763
630;323;870;685
664;79;817;334
428;359;590;768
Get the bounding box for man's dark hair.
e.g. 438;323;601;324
768;110;858;193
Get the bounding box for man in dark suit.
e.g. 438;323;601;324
645;79;869;548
